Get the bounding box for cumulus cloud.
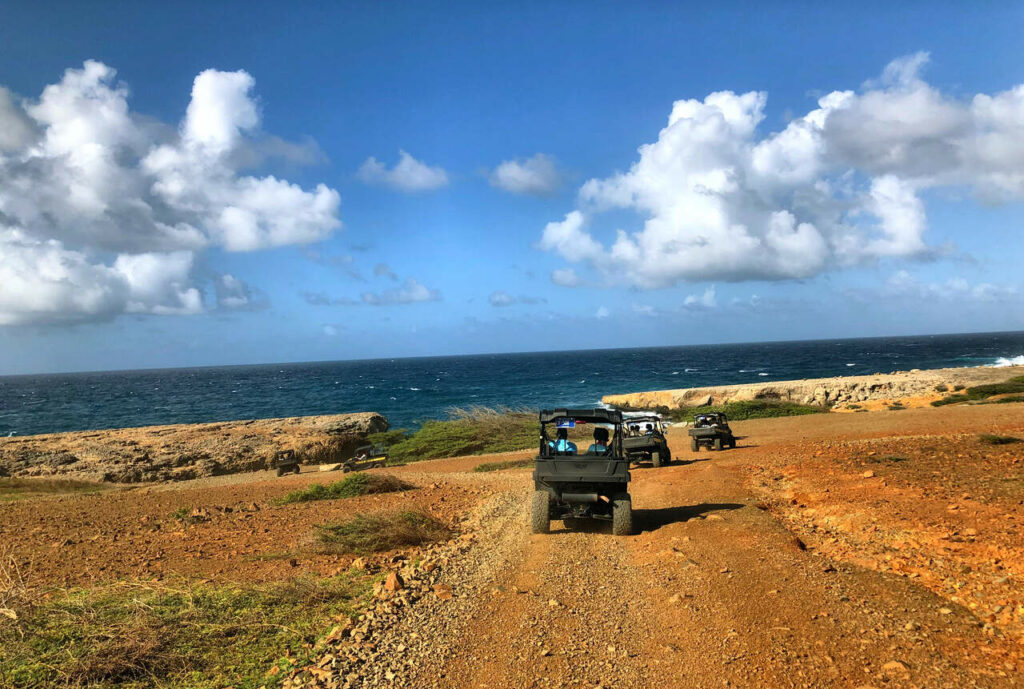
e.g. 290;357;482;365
0;61;341;325
684;286;717;309
595;306;610;319
362;277;441;305
357;150;448;192
551;267;581;287
489;153;562;195
488;290;546;307
540;53;1024;288
883;270;1017;302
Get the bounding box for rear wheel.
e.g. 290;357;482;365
651;451;662;468
691;438;699;452
713;438;723;451
531;490;551;534
612;497;632;536
276;466;284;477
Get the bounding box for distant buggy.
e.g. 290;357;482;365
531;408;632;536
622;414;672;467
272;449;300;477
688;412;736;451
342;444;388;472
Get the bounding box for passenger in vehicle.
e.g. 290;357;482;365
644;423;654;435
586;427;612;455
548;427;577;455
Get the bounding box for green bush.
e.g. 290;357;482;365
373;407;536;464
978;433;1023;445
277;473;412;505
0;575;369;689
315;510;451;553
931;376;1024;406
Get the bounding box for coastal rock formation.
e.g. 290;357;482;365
602;365;1024;411
0;412;388;484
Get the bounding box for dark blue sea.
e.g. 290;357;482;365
2;331;1024;437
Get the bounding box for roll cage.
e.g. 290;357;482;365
537;408;624;459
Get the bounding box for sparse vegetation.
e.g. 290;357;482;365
474;458;535;473
867;454;908;463
978;433;1023;446
276;473;413;505
0;477;109;502
0;574;370;689
931;376;1024;406
887;402;906;411
370;407;536;464
315;510;451;554
618;399;824;422
934;384;949;392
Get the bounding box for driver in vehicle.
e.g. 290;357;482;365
549;427;578;455
586;427;612;455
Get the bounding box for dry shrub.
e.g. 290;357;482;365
315;510;452;554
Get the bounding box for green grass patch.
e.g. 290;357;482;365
932;376;1024;406
988;395;1024;404
370;407;536;464
0;574;370;689
474;458;535;473
673;400;824;422
0;478;110;502
315;510;451;554
276;473;412;505
978;433;1023;446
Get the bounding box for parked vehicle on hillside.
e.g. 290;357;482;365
343;444;388;472
687;412;736;451
622;413;672;467
272;449;300;477
531;408;632;536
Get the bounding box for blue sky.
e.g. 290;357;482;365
1;1;1023;374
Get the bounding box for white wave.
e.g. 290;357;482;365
846;363;856;367
671;371;679;375
758;372;769;376
684;368;699;372
409;387;421;391
991;355;1024;368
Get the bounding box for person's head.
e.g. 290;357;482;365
645;423;653;431
593;427;609;445
556;427;568;440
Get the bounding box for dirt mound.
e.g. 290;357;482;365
0;412;387;483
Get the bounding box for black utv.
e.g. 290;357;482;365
342;444;388;472
531;408;632;536
687;412;736;451
622;414;672;467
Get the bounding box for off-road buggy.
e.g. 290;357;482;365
687;412;736;451
622;413;672;467
531;408;632;536
342;444;388;472
272;449;300;477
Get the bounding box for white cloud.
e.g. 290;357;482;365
632;303;657;317
884;270;1017;302
595;306;610;319
489;153;561;195
489;290;515;307
0;61;341;325
684;286;717;309
362;277;441;305
323;324;339;336
357;150;448;192
551;267;581;287
541;53;1024;288
488;290;545;307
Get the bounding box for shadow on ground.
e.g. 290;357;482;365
634;502;745;533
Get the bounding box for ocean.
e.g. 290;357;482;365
2;331;1023;437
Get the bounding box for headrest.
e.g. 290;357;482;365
593;427;609;441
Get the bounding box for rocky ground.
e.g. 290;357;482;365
0;412;387;483
603;364;1024;410
4;403;1024;688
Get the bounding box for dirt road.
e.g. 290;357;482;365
315;405;1023;689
